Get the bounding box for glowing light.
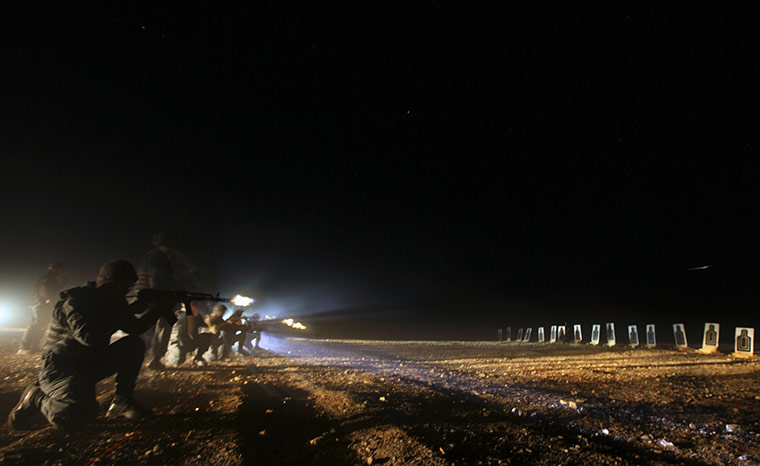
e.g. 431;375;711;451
0;302;10;325
232;295;255;306
687;265;712;271
281;318;307;330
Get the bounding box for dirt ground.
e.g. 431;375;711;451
0;331;759;466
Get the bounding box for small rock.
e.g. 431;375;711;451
726;424;740;433
379;396;387;402
259;430;267;436
601;429;610;435
658;439;674;448
366;456;373;465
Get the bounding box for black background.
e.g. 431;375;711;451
2;2;759;339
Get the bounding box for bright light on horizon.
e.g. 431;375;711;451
0;302;10;325
282;318;307;330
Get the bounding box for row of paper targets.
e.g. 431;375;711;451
498;324;755;355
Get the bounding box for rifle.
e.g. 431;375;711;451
132;289;231;325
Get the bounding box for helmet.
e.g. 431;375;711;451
212;304;227;315
152;232;181;248
96;260;138;286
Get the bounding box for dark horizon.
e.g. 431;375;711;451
2;3;759;337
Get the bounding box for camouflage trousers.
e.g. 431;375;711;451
38;335;145;428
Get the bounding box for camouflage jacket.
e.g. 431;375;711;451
133;248;174;294
43;282;154;363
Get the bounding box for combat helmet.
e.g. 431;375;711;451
96;260;138;286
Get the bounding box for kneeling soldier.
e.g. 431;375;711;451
8;260;170;429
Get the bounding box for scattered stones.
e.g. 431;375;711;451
658;439;674;449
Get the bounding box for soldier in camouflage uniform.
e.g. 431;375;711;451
18;262;66;354
201;304;228;362
132;232;179;370
133;232;202;370
8;260;171;430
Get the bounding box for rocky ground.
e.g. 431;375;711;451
0;331;758;466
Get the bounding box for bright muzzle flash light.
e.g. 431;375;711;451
281;318;307;330
232;295;255;307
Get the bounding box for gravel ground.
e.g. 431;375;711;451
1;332;758;465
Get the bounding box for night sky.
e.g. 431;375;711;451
2;3;759;338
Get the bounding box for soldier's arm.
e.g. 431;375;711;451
120;301;165;335
120;302;165;335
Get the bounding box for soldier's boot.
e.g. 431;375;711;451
192;356;207;367
106;395;148;421
7;383;45;430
